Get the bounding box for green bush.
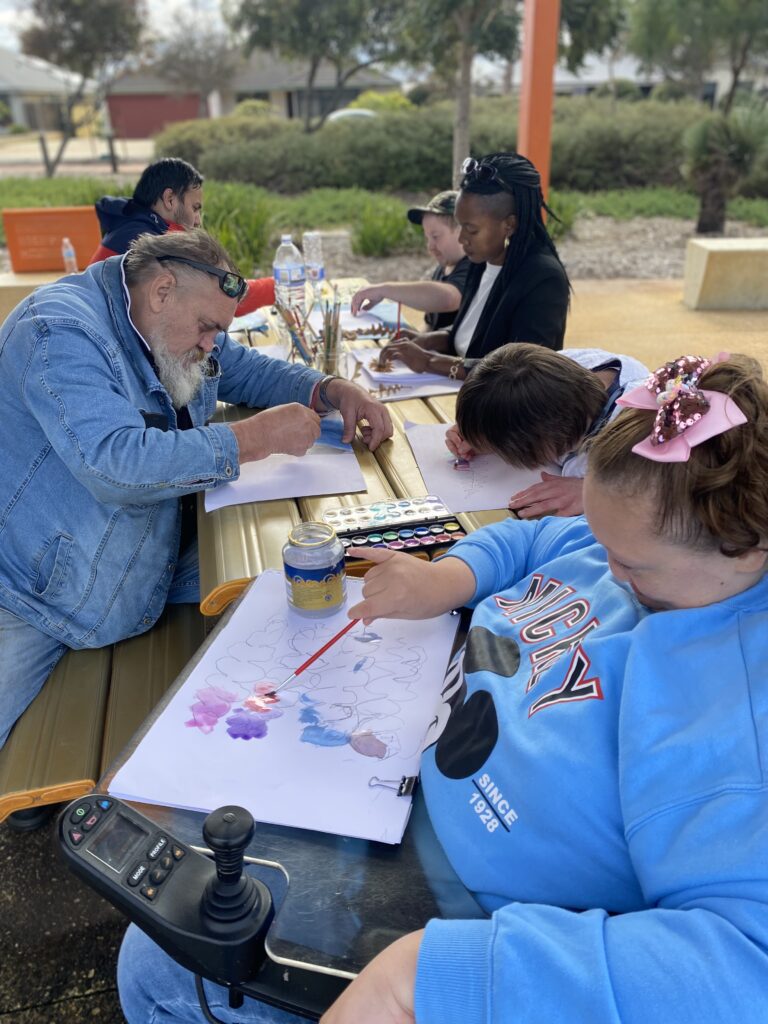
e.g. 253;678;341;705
546;188;582;239
155;95;709;195
231;99;273;118
348;89;413;112
565;186;699;220
154;115;301;169
201;182;273;273
200;109;455;193
551;96;703;190
740;148;768;198
594;79;644;102
351;199;423;257
650;81;691;103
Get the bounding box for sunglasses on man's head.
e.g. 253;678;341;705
156;255;247;300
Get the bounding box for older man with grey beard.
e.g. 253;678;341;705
0;228;392;751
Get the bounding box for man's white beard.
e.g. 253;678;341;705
151;338;208;409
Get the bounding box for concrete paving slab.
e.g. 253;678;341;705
565;278;768;368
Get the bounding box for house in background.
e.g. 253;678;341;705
107;51;399;138
0;46;91;131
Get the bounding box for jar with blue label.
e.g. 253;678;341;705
283;522;346;616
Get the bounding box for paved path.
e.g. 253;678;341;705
0;134;154;179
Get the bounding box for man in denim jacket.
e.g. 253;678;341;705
0;230;391;749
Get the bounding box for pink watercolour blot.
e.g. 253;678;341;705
243;682;281;713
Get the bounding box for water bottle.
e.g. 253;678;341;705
272;234;306;311
61;237;78;273
302;231;325;302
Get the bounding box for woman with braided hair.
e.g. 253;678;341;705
378;152;571;380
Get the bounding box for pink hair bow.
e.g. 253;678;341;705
617;354;747;462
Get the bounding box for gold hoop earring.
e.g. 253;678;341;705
504;236;510;249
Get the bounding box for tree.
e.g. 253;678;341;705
20;0;145;176
153;25;244;118
628;0;768;114
400;0;519;185
683;102;768;232
229;0;408;132
559;0;627;74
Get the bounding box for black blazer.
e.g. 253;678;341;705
448;242;569;358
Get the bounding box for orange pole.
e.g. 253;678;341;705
517;0;561;198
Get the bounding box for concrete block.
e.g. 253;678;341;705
684;238;768;310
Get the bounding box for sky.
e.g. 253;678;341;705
0;0;225;51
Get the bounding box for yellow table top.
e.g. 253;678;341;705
197;286;508;615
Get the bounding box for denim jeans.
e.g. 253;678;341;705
0;607;66;749
118;925;306;1024
0;542;200;750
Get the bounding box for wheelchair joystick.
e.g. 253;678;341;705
201;805;261;927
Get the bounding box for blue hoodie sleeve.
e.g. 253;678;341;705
445;516;596;604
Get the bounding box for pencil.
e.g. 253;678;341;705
395;301;401;337
266;618;360;696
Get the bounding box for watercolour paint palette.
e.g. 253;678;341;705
322;496;467;557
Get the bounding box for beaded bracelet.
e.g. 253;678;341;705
448;359;462;380
318;375;341;410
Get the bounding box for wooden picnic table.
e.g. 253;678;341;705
197;282;509;616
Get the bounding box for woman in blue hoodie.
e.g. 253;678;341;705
119;354;768;1024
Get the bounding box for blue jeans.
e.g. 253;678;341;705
118;925;306;1024
0;543;200;750
0;607;66;749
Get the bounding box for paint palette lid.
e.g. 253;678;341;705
322;496;452;534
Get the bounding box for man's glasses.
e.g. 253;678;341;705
156;255;247;300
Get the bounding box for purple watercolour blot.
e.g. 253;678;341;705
225;707;281;740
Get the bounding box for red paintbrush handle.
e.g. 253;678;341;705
293;618;360;677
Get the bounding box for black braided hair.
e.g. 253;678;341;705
459;152;570;289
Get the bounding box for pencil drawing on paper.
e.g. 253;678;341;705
184;614;426;763
447;453;498;499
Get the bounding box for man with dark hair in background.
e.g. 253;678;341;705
90;157;274;313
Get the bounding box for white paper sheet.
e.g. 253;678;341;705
349;348;450;386
356;366;462;402
110;573;459;844
204;417;365;511
204;445;365;511
405;422;560;513
307;308;383;334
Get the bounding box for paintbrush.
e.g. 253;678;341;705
265;618;360;697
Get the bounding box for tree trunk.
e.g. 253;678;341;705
452;18;474;187
46;125;73;178
721;35;751;117
303;56;321;132
696;175;728;234
501;59;513;96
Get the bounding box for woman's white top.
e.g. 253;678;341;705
452;263;502;356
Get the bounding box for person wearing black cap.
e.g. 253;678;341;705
350;190;471;332
378;152;571;379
